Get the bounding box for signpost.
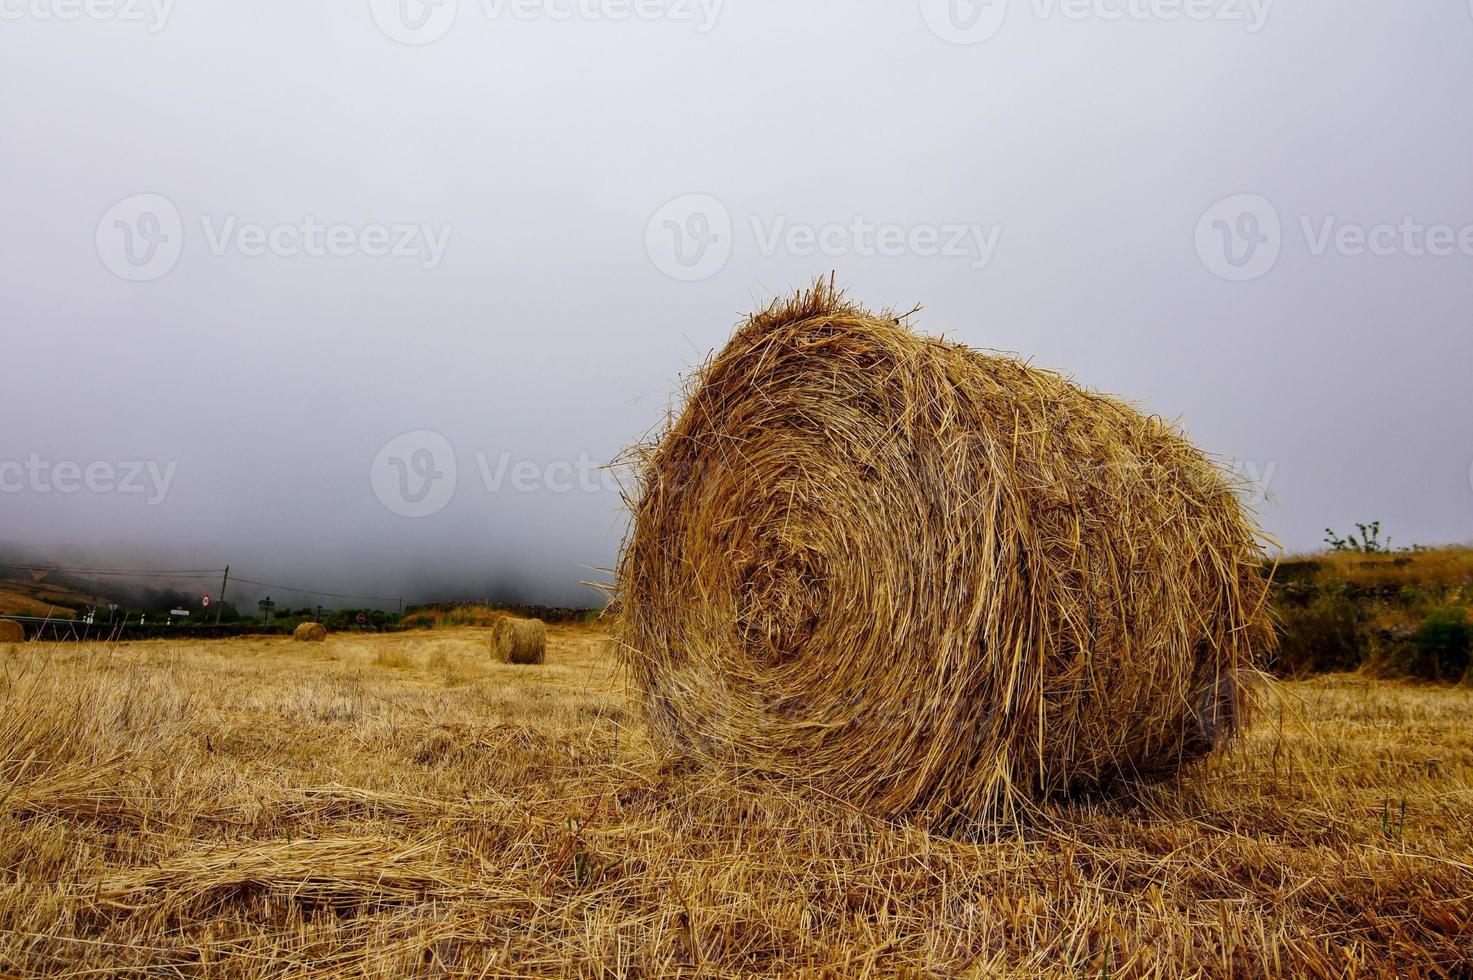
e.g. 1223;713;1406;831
258;597;276;626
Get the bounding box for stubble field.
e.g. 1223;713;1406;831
1;627;1470;977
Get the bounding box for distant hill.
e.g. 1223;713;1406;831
0;546;200;619
0;569;102;617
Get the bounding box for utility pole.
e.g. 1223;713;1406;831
215;566;230;625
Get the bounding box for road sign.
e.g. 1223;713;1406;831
202;594;212;608
170;609;190;617
356;613;367;624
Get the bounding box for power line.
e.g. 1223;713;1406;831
228;576;403;605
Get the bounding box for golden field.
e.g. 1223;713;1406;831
1;627;1470;977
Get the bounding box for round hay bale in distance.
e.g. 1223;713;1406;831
616;282;1275;823
492;617;546;665
293;622;328;643
0;620;24;643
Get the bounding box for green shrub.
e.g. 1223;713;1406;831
1274;591;1365;676
1409;607;1472;682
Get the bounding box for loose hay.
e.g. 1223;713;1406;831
93;837;463;915
616;281;1275;823
491;617;547;665
293;622;328;643
0;620;24;643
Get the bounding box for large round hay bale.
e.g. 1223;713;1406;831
616;282;1275;823
293;622;328;643
0;620;24;643
492;617;546;665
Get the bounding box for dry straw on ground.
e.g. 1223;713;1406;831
492;616;547;665
617;280;1276;824
293;622;328;643
0;620;24;643
1;632;1467;976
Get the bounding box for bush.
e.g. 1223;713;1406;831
320;608;399;630
1274;591;1365;676
1409;607;1472;682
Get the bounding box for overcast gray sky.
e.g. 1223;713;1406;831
2;0;1470;606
